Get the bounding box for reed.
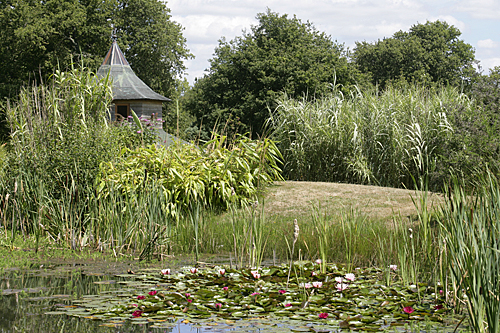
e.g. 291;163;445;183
441;173;500;333
268;84;472;190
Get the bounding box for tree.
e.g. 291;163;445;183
353;20;476;88
185;9;364;137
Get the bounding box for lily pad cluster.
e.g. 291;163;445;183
51;262;460;331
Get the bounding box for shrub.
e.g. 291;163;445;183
97;134;283;216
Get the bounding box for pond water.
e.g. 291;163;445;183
0;259;469;333
0;261;207;333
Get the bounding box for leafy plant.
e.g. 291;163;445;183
98;134;283;215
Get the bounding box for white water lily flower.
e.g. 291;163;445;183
335;277;344;283
161;269;170;275
345;273;355;281
336;283;349;291
312;281;323;288
389;265;398;271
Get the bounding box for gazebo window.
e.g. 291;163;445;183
116;104;129;120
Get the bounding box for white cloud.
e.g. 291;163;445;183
480;57;500;72
455;0;500;19
477;39;499;49
172;14;255;44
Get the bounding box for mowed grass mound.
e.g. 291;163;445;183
263;181;443;222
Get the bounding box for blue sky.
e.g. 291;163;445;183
168;0;500;85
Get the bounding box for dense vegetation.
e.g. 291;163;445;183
269;83;499;190
353;20;476;88
1;4;500;332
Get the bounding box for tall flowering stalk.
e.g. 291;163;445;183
286;219;300;288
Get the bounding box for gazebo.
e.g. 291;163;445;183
96;40;170;122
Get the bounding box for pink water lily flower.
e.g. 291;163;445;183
403;306;414;314
251;292;260;296
315;259;322;264
187;299;192;303
161;269;170;275
223;286;228;291
185;293;191;298
285;303;292;307
345;273;355;281
190;268;198;274
389;265;398;271
312;282;323;288
219;269;226;276
319;312;329;319
215;303;222;310
250;270;261;279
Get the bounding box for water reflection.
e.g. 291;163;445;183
0;263;207;333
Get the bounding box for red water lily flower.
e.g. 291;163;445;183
132;310;143;317
223;286;228;291
403;306;415;314
148;290;157;296
319;312;329;319
285;303;292;307
278;290;286;294
137;295;145;300
434;304;443;310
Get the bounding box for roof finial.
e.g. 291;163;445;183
111;23;117;42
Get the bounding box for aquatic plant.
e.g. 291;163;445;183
50;262;459;331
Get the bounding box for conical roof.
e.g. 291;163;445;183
97;41;170;102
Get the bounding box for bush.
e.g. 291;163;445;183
97;134;283;216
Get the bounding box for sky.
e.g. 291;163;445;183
167;0;500;85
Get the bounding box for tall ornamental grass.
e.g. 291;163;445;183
5;67;117;199
269;84;474;189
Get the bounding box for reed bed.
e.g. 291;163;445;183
269;84;474;190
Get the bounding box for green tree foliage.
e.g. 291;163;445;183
353;20;476;88
185;9;363;137
0;0;111;98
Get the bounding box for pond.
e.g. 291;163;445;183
0;259;469;333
